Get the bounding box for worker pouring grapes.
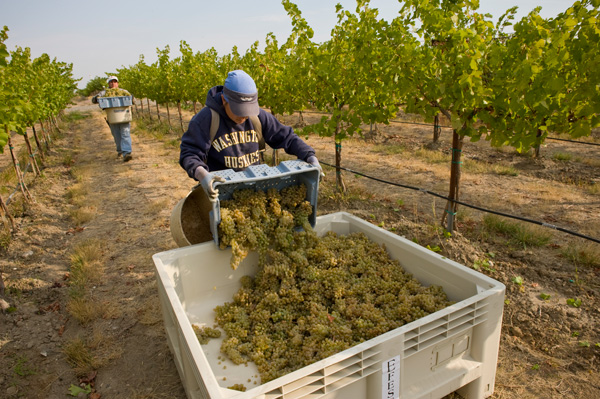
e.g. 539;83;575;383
179;70;323;202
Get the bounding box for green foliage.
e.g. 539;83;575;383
13;355;36;377
0;26;76;154
108;0;598;201
511;276;524;286
567;298;582;307
78;76;105;97
68;384;92;396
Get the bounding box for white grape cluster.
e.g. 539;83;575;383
192;324;221;345
103;88;130;97
212;185;453;384
218;184;313;269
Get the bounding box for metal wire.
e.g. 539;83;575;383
321;161;600;244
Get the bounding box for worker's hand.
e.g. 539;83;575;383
195;167;225;202
307;156;325;179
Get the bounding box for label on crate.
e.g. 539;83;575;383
382;355;401;399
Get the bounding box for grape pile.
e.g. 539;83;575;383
103;88;130;97
192;325;221;345
212;184;453;384
217;184;313;269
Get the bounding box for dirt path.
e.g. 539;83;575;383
1;99;191;398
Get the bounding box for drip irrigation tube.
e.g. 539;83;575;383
387;120;600;147
321;161;600;244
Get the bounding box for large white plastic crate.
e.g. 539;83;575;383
153;212;505;399
209;160;320;246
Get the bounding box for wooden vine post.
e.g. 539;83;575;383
22;131;41;176
166;103;172;128
5;130;33;202
0;193;15;232
177;101;184;132
146;98;152;119
38;119;50;149
31;124;45;162
443;131;464;232
433;113;442;143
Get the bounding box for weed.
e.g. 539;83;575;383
146;198;170;215
0;165;16;187
372;144;405;155
462;159;492;174
63;111;91;122
552;152;572;161
567;298;582;307
511;276;524;286
166;138;180;148
540;293;551;301
68;384;92;397
70;240;103;280
61;153;75;167
415;147;450;163
561;242;600;268
426;245;441;253
473;254;496;272
483;214;553;248
495;165;519;176
13;355;36;377
66;183;88;203
0;229;11;250
68;206;96;226
68;295;104;324
63;338;95;376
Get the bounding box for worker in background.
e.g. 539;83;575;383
92;76;133;162
180;69;323;201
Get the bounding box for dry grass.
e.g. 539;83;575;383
101;299;124;320
561;241;600;268
371;143;405;155
67;298;103;324
146;198;170;215
415;147;451;163
63;337;95;376
68;205;97;226
63;331;123;377
579;157;600;168
68;239;104;316
66;183;88;205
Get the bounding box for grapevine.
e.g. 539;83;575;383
211;184;453;384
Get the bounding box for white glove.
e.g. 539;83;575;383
307;156;325;179
195;167;225;202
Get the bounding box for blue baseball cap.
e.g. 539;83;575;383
222;70;259;117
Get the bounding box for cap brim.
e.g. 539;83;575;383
228;101;260;117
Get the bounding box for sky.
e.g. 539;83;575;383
1;0;578;89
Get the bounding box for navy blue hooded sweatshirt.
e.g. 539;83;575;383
180;86;316;179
